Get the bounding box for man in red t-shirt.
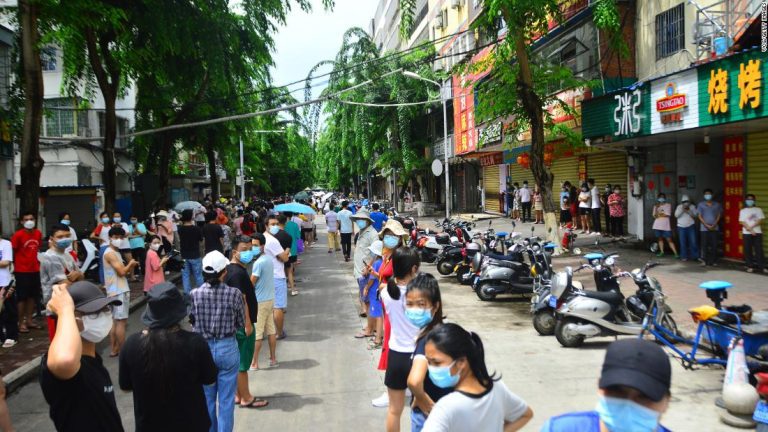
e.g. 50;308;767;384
11;211;42;333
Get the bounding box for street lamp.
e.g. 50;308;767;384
402;70;450;220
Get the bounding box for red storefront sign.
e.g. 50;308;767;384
723;136;745;259
453;75;477;155
479;152;503;166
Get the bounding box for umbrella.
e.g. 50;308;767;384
175;201;204;212
294;191;310;201
275;202;316;215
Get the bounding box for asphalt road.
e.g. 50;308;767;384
5;215;748;431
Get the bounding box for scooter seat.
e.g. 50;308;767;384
486;252;521;262
489;259;526;270
451;241;464;247
496;231;508;237
582;290;624;305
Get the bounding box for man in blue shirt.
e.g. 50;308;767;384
369;203;388;232
541;339;672;432
337;201;354;262
697;188;723;267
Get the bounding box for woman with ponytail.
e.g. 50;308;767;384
421;323;533;432
381;246;421;432
405;273;446;431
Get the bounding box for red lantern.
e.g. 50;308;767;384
517;155;523;164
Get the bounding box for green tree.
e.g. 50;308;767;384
307;27;439;200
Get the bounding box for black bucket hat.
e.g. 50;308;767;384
141;282;188;329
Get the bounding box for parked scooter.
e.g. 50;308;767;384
553;262;672;347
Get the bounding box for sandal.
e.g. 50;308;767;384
367;342;382;350
269;360;279;368
18;326;29;334
239;398;269;409
27;323;43;330
354;332;374;338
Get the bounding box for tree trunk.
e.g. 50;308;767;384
102;95;117;214
204;131;219;201
18;0;44;217
154;131;173;209
506;8;561;251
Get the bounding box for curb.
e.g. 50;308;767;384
3;273;181;395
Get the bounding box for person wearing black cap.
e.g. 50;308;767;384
39;281;124;431
541;339;672;432
119;282;217;432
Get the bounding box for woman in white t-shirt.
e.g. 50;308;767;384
577;183;592;234
381;247;421;432
421;323;533;432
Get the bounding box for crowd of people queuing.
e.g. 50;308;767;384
506;179;766;272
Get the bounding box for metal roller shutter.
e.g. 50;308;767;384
508;162;533;187
483;165;501;213
747;132;768;252
550;156;579;189
586;151;627;191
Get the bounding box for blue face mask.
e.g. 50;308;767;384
595;396;661;432
746;199;756;207
60;219;70;226
383;235;400;249
238;250;254;265
657;197;666;203
101;217;110;224
704;194;713;201
269;225;280;235
113;217;122;223
428;361;459;389
356;220;368;229
55;238;73;249
405;308;433;328
252;246;261;256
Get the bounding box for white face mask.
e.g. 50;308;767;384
110;239;123;248
80;311;113;343
23;220;35;230
150;243;161;251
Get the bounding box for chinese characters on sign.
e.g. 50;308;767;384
613;89;642;136
479;152;503;166
453;75;477;155
479;121;502;146
738;59;762;109
723;136;745;258
708;68;728;114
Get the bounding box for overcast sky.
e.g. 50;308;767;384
270;0;376;101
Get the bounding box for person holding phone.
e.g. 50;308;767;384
144;235;169;293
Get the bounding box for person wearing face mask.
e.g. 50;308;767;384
696;188;723;266
362;240;385;349
90;211;114;285
225;237;263;408
577;183;592;234
40;281;125;431
112;212;134;267
103;227;139;357
740;193;766;273
58;212;78;257
352;210;379;332
674;195;699;262
602;184;612;235
405;273;446;432
40;224;84;344
381;247;421;432
338;201;355;261
11;211;42;335
143;235;169;293
652;193;678;258
128;215;147;282
265;215;291;339
250;233;278;371
519;181;532;223
541;338;671;432
190;250;246;432
280;213;301;296
588;179;602;235
607;186;625;238
421;323;533;432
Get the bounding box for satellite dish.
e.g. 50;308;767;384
431;159;444;176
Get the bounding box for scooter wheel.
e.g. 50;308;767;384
436;259;454;276
554;318;585;348
475;282;497;301
456;266;471;285
532;310;556;336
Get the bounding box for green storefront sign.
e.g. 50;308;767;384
698;50;768;126
581;83;651;141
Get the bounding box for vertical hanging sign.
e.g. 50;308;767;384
723;136;745;259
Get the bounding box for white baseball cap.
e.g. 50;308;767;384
202;250;229;274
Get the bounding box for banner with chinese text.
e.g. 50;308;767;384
723;136;745;259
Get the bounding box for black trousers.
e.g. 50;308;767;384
744;233;765;270
132;246;147;276
340;233;352;258
610;216;624;236
591;208;602;233
700;230;719;265
0;291;18;342
521;202;532;222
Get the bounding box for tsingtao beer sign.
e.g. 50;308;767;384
656;82;687;123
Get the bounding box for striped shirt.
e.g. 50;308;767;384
190;282;245;340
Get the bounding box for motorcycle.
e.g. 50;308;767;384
553;262;670;348
435;220;478;276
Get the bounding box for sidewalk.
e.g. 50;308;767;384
1;272;180;393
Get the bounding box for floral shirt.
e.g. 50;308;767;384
607;193;625;217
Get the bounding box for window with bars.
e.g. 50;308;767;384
41;46;57;72
43;98;76;137
656;3;685;60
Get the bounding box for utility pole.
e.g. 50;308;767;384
239;136;245;202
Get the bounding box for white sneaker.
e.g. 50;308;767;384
371;391;389;408
2;339;17;348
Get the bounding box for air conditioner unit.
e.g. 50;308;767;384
451;0;462;9
434;14;444;29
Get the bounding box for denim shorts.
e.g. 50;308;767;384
274;278;288;309
654;229;672;239
411;409;427;432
